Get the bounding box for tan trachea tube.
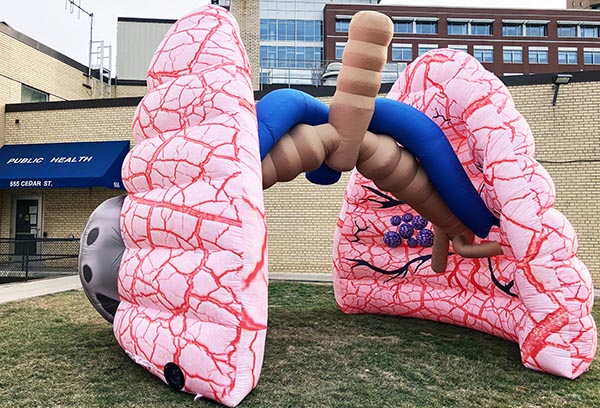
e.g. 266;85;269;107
326;11;393;172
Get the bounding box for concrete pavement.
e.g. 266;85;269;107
0;275;83;305
0;272;334;305
0;273;598;305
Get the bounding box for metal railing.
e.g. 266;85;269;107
259;58;407;87
0;237;80;282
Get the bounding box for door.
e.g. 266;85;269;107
14;198;42;256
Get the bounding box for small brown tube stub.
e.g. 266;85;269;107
451;235;503;259
431;226;450;273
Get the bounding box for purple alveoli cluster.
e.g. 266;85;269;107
383;212;434;248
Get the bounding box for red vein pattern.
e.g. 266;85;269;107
114;6;267;406
333;49;597;379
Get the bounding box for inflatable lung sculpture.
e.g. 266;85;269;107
115;6;267;406
78;5;596;407
332;49;597;379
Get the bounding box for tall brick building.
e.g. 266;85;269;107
0;4;598;283
325;4;600;77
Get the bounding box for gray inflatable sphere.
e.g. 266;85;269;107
78;195;126;323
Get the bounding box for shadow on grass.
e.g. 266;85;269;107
0;281;597;408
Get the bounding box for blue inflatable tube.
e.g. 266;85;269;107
369;98;499;238
256;89;341;185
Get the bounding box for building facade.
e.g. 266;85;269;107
325;4;600;77
0;5;599;284
259;0;379;85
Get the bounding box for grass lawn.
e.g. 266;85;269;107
0;281;598;408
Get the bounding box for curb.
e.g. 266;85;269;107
0;273;598;305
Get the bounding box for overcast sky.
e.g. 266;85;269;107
3;0;566;75
2;0;210;72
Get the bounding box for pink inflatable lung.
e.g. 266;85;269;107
333;49;597;379
114;6;267;406
98;6;595;406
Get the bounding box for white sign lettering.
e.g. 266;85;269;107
6;157;44;164
50;156;93;163
9;180;53;187
6;155;94;164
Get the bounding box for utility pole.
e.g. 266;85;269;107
65;0;94;87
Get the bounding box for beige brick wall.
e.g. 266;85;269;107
0;188;122;239
230;0;260;90
4;107;136;145
509;82;600;280
0;32;94;103
1;84;598;283
114;84;147;98
0;28;104;147
1;106;136;239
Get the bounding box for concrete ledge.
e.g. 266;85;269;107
269;272;332;283
0;275;82;305
0;274;598;305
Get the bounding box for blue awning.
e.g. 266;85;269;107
0;141;129;189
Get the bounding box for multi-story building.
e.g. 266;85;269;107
325;4;600;77
259;0;379;86
0;3;599;284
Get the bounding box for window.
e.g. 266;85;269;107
336;19;350;33
470;23;492;35
503;46;523;63
474;46;493;63
416;21;437;34
393;20;413;34
392;44;412;61
581;25;599;38
393;18;438;34
260;46;276;68
448;44;468;52
418;44;438;56
260;46;322;69
558;47;578;64
448;22;468;35
260;19;277;41
528;47;548;64
21;84;48;103
558;24;577;37
260;71;271;85
502;23;522;36
447;19;493;35
584;48;600;64
259;19;322;42
336;43;346;60
525;24;547;37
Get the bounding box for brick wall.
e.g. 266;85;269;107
1;84;598;282
0;26;103;147
4;107;136;144
509;82;600;280
1;105;136;239
230;0;260;90
114;84;147;98
0;188;123;240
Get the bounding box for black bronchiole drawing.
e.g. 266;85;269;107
350;220;369;244
488;257;517;297
347;254;433;282
347;255;518;298
363;185;403;208
432;108;451;125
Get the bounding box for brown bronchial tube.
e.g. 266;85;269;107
262;124;339;190
260;11;503;272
